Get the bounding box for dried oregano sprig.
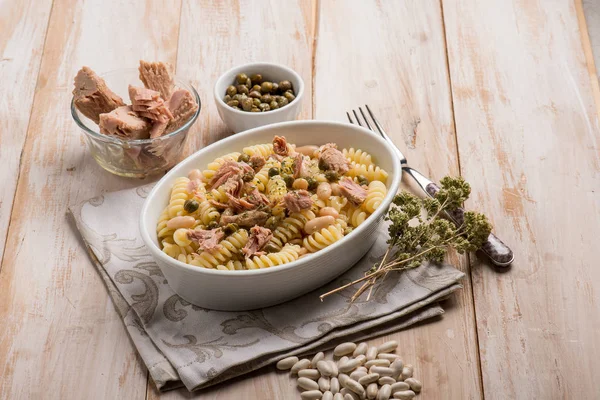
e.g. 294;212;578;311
320;176;492;302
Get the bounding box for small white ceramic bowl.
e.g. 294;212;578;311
214;62;304;133
140;120;401;311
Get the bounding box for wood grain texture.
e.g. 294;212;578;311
0;0;181;398
0;0;53;266
583;0;600;80
312;1;482;399
443;0;600;398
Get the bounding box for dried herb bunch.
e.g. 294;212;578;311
320;176;493;302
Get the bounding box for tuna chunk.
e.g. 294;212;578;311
128;85;173;123
243;226;273;258
339;178;368;205
188;228;224;252
273;136;289;156
73;66;125;124
319;143;350;174
138;60;174;99
283;190;313;213
227;194;256;211
220;210;270;228
249;155;266;171
292;153;303;179
246;187;270;207
210;161;253;189
98;106;151;140
165;89;199;134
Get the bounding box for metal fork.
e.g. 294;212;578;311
347;105;514;267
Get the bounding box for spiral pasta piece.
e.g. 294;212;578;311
198;200;220;225
201;152;241;181
156;206;173;238
253;158;280;191
168;177;191;217
345;205;368;227
243;143;273;158
303;224;344;253
347;162;388;183
266;175;287;202
207;186;228;203
222;260;244;271
269;209;316;250
343;148;374;167
245;244;302;269
362;181;387;213
173;228;192;247
188;229;249;269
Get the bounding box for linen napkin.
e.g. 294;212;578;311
69;184;464;391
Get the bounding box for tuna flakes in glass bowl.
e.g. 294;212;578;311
71;68;201;178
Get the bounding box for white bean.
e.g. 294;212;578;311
330;377;340;394
344;378;365;397
317;360;334;377
390;360;404;377
358;373;379;385
400;365;413;380
339;358;361;373
293;178;309;190
377;341;398;354
322;391;334;400
366;346;378;361
341;388;359;400
304;216;335;235
378;353;399;362
298;377;320;391
337;373;350;388
365;359;390;369
329;360;339;377
349;370;366;381
354;355;366;365
355;366;368;374
317;182;332;200
276;356;299;370
353;342;368;357
392;390;415;400
292;359;312;375
166;216;195;229
333;393;344;400
390;382;410;393
330;183;341;196
319;376;331;391
296;145;320;157
379;376;396;385
187;169;202;181
299;369;321;380
333;342;357;357
367;383;379;399
370;366;395;377
338;356;349;365
319;207;340;219
404;378;422;393
301;390;324;400
376;384;392;400
312;352;325;366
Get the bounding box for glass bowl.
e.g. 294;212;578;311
71;68;201;178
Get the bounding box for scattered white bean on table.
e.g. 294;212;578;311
274;341;423;400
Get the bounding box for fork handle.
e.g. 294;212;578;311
425;183;514;267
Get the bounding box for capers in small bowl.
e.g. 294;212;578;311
222;71;297;113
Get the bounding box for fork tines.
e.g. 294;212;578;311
346;105;385;139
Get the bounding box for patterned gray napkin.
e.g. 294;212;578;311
69;184;464;392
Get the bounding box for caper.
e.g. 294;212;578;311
232;94;244;102
252;98;261;107
236;85;249;95
226;85;237;96
263;243;280;253
223;223;239;235
265;216;281;231
325;170;339;182
207;221;219;230
251;107;261;112
245;78;252;88
271;82;279;93
284;91;296;101
276;96;289;107
268;167;280;177
250;74;263;85
306;177;318;190
261;81;273;93
259;103;270;111
184;199;199;213
238;153;250;163
318;158;328;170
236;73;248;85
242;98;253;111
282;174;294;188
357;175;369;186
224;94;232;103
260;94;273;103
242;171;254;182
249;90;261;98
269;100;279;110
279;80;292;92
252;84;262;92
226;100;239;107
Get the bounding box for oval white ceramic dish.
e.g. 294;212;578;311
214;62;304;133
140;120;401;310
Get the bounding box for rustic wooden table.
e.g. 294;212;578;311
1;1;599;399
